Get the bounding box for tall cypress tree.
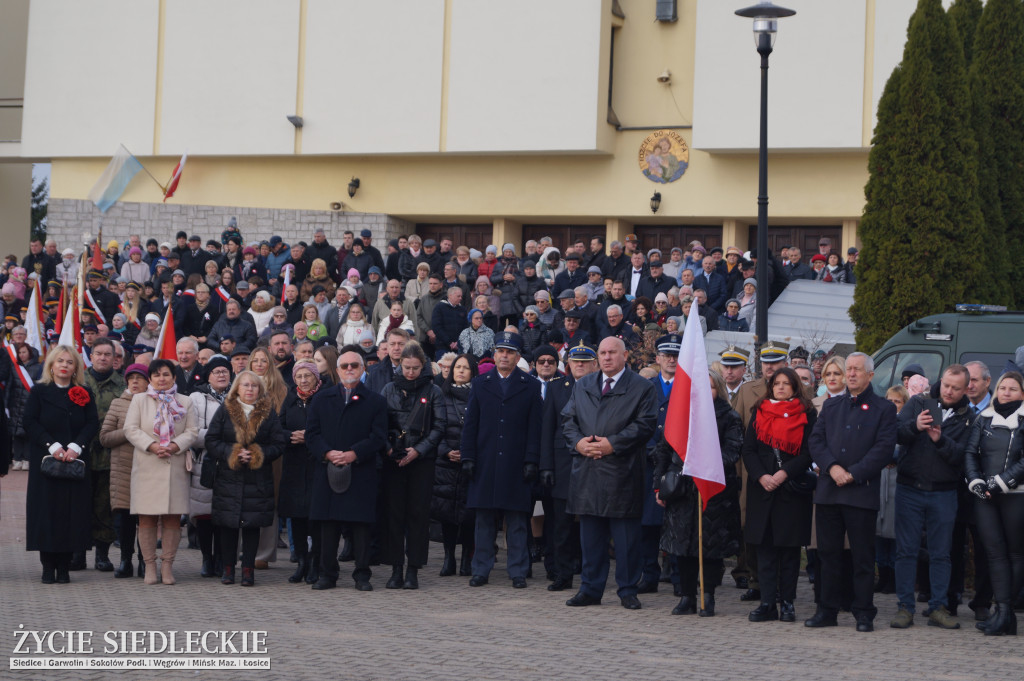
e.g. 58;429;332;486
948;0;983;67
969;0;1024;306
851;0;988;352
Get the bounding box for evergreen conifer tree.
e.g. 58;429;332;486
851;0;987;352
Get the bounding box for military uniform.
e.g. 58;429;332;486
85;368;126;569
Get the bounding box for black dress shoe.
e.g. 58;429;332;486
698;594;715;617
856;620;874;632
734;576;749;589
804;610;838;628
311;578;336;591
55;565;70;584
512;577;527;589
354;580;373;591
386;566;404;589
779;601;796;622
620;595;642;610
672;596;696;615
740;588;762;601
547;578;573;592
749;602;779;622
403;567;419;590
566;591;601;607
635;580;658;594
469;575;488;587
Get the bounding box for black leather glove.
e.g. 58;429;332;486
462;460;475;480
968;478;988;501
523;463;538;484
539;469;555;488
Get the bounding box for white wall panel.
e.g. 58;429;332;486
445;0;602;152
302;0;444;154
159;0;299;155
871;0;917;133
21;0;158;157
693;0;866;151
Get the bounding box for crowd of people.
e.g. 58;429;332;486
0;224;1020;636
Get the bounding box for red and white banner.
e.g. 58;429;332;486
84;288;106;324
153;306;177;361
215;286;232;303
664;300;725;510
163;152;187;202
5;344;33;391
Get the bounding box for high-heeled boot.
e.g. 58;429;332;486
289;552;309;583
305;553;320;585
160;517;181;585
440;544;456;577
138;521;159;585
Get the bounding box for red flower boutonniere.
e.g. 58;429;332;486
351;395;360;401
68;386;91;407
420;397;428;404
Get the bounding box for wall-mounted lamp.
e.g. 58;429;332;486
347;177;360;198
657;69;671;84
287;115;304;128
650;192;662;214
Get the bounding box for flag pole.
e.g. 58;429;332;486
698;490;705;612
120;144;168;192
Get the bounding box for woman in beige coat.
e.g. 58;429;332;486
124;359;199;585
99;363;150;579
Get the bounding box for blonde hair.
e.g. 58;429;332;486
227;369;268;403
40;345;87;386
821;355;846;384
247;346;287;411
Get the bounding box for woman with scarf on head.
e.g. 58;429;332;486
742;367;817;624
123;359;200;585
380;341;446;590
278;361;326;585
205;370;286;586
459;308;495;358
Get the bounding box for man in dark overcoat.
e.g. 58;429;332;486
562;336;658;609
539;341;598;591
806;351;897;632
461;331;543;588
306;349;388;591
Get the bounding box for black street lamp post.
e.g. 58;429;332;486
735;2;795;355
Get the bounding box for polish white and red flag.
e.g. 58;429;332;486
163;152;187;202
664;300;725;510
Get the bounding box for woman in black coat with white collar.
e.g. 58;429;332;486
23;345;98;584
205;370;285;587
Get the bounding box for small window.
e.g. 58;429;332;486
871;351;944;393
959;352;1014;383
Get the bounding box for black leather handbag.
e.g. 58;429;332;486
39;455;85;480
199;453;218;489
658;468;685;502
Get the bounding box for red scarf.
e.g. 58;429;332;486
755;398;808;455
387;314;404;332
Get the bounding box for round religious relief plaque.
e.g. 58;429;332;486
638;130;689;184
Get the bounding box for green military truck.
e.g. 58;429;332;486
870;305;1024;392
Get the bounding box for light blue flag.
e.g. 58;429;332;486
88;145;143;213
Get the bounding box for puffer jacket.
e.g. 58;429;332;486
188;386;228;518
517;320;548;358
515;274;547;311
205;396;286;528
965;401;1024;493
99;390;135;511
380;376;446;459
432;382;472;525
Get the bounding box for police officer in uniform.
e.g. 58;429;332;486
539;341;598;591
637;334;682;594
731;341;789;601
720;346;750;408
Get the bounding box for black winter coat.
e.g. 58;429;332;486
381;377;446;459
809;385;898;510
205;397;286;529
24;383;98;552
653;397;742;558
431;301;467;350
742;406;817;547
896;392;973;491
965;402;1024;489
540;375;577;500
6;358;41;437
516;275;547;311
432;382;472;524
277;388;319;519
563;369;658;518
306;383;388;523
462;368;543;512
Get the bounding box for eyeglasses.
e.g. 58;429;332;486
536;358;556;365
338;362;362;370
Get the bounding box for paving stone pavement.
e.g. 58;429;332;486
2;470;1023;681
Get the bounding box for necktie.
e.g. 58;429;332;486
602;377;613;395
344;387;352;404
